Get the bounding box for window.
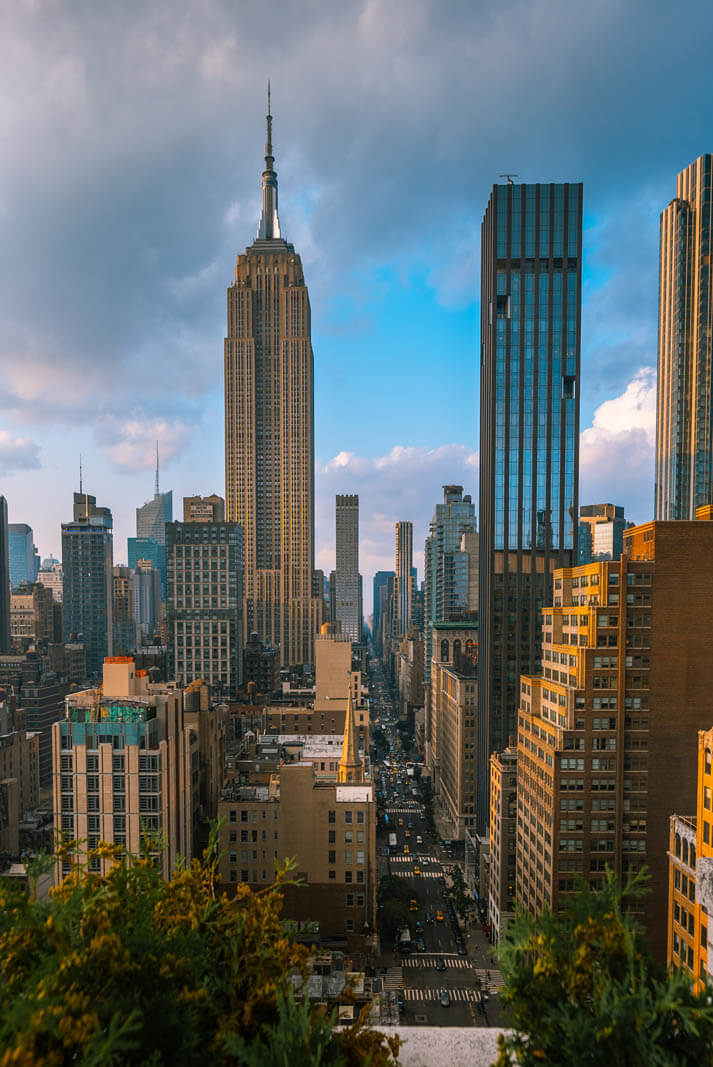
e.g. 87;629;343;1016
344;811;353;824
328;810;336;824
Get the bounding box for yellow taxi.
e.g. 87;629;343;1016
405;830;411;839
409;899;419;912
413;865;422;876
403;845;410;855
436;909;444;922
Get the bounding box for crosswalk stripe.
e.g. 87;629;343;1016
402;958;474;969
403;988;486;1002
391;870;441;878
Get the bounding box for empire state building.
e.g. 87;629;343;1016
224;94;322;666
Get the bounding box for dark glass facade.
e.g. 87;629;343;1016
478;182;582;832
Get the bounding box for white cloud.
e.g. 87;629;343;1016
95;413;195;473
579;367;656;523
0;429;41;474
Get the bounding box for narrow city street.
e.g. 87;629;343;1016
369;656;505;1029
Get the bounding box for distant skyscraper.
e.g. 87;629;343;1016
423;485;477;681
335;494;360;643
0;497;10;653
372;570;394;652
8;524;38;588
62;491;114;677
224;93;321;666
478;181;582;832
128;537;166;598
166;496;244;697
395;521;413;636
656;155;713;520
37;557;63;603
578;503;627;563
136;447;172;545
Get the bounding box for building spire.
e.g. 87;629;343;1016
155;440;160;496
338;678;363;784
79;453;82;495
257;81;281;240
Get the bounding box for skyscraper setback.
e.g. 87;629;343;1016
478;181;582;832
656;155;713;520
224;94;321;666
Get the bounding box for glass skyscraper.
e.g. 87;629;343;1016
478;181;582;832
656;155;713;519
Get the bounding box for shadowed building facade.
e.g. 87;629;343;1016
656;155;713;520
224;95;321;667
478;182;582;833
335;495;361;644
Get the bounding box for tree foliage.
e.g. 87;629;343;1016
0;834;400;1066
495;868;713;1066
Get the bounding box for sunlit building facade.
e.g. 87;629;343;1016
224;98;321;666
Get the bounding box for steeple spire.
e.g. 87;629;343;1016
338;679;363;784
257;81;281;240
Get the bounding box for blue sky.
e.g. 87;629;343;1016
0;0;710;610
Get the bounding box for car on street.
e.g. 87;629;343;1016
436;958;446;972
439;990;451;1008
403;845;410;855
435;910;444;922
409;900;418;912
457;943;467;956
417;938;426;952
415;920;423;934
425;912;433;924
413;865;422;876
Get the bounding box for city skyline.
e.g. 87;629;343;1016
0;2;710;607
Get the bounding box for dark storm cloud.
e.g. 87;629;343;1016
0;0;711;474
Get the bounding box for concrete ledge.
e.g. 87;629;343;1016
377;1027;504;1066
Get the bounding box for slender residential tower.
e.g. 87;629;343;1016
224;90;322;666
656;155;713;519
335;494;361;643
395;521;413;636
478;181;582;833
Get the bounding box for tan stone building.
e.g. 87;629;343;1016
52;657;196;882
0;694;40;853
666;724;713;985
426;622;478;838
10;583;57;643
488;746;517;942
218;695;376;954
224;100;322;667
517;507;713;960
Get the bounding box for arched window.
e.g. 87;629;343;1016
675;833;681;858
453;639;462;662
682;838;689;865
691;844;697;868
440;640;449;662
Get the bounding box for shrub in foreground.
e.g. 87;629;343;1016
495;869;713;1066
0;836;399;1066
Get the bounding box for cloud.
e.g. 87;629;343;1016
0;430;41;475
317;444;479;605
95;413;195;473
579;367;656;523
